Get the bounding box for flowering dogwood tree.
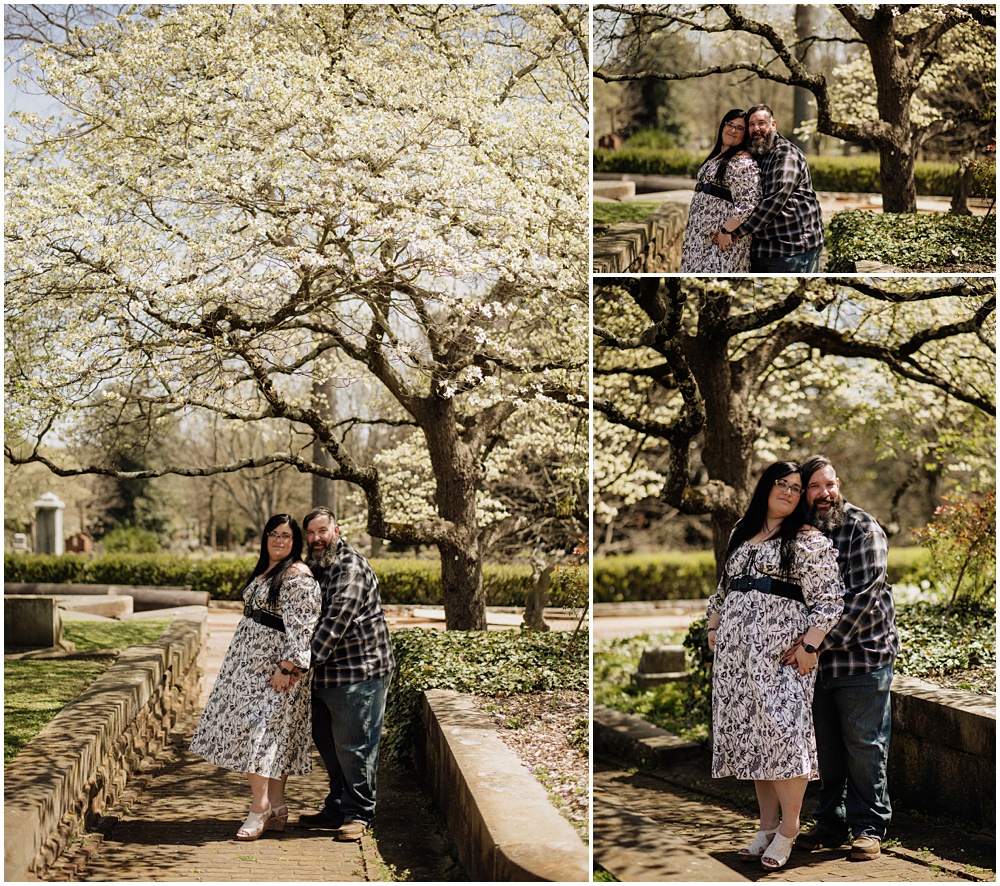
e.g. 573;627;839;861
593;278;996;567
5;4;589;629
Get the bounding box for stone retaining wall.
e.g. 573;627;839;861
417;688;589;882
888;674;996;826
4;607;206;881
593;202;688;274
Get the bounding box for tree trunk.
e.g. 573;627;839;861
878;140;918;213
311;380;338;511
790;5;818;153
424;406;488;630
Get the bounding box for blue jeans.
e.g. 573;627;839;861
311;674;391;825
751;245;823;273
811;664;893;840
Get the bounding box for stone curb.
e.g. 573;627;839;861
593;201;687;274
3;606;206;880
418;688;589;882
594;704;701;769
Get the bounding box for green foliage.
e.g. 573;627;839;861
4;619;170;761
100;525;161;553
895;600;995;692
593;632;708;743
913;493;996;607
3;553;586;607
594;552;717;602
624;129;678;151
681;616;713;727
592;201;665;227
972;146;996;200
826;210;995;271
384;628;588;764
594;150;961;195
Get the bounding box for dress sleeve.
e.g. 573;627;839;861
278;572;322;669
725;154;761;223
794;531;846;633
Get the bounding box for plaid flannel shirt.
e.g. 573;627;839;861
733;135;825;258
309;538;395;687
817;501;899;679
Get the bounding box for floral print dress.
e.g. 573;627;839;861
679;153;761;273
706;532;845;781
190;571;321;778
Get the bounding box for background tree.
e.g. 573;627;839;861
593;279;996;570
4;4;589;629
593;4;997;212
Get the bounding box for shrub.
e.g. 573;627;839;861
594;150;960;196
894;599;995;690
826;209;995;271
100;525;161;554
3;553;88;584
384;627;588;764
913;493;996;608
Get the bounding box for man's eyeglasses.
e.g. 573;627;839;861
724;121;746;133
774;479;803;496
267;532;294;541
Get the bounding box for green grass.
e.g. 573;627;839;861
593;201;665;227
4;619;171;763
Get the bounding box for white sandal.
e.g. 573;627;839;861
761;831;796;870
738;827;777;860
237;807;273;841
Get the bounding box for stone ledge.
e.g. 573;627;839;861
418;688;588;882
3;606;206;880
593;202;688;274
594;703;701;769
6;583;209;611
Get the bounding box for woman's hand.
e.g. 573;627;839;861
707;626;718;652
715;230;734;252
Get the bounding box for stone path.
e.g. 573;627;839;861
594;759;996;883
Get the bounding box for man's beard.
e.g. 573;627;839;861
306;541;338;571
808;496;845;533
748;130;777;158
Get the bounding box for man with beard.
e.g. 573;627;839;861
714;104;825;272
781;456;899;862
297;507;394;840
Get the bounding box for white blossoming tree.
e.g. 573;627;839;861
4;4;590;629
593;278;996;568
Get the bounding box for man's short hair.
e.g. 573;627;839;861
747;103;774;120
799;454;835;487
303;506;337;530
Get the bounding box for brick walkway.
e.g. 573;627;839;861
45;609;373;882
594;759;996;883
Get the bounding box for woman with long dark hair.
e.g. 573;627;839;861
190;514;321;840
679;108;761;272
705;462;845;870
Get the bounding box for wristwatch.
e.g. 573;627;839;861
803;643;818;654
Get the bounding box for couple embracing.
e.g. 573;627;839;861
679;104;825;273
707;456;899;871
189;507;393;843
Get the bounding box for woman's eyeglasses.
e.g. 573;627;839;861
724;121;746;133
267;532;294;541
774;479;803;496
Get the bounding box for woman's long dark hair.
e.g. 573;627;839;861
701;108;749;185
246;514;304;608
724;462;807;578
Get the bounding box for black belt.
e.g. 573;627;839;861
729;575;805;606
695;181;734;203
244;603;286;633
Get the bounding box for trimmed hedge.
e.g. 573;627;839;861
2;553;586;608
594;149;961;196
594;547;932;603
826;209;995;271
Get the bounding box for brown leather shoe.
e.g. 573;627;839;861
851;835;882;860
333;820;368;841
